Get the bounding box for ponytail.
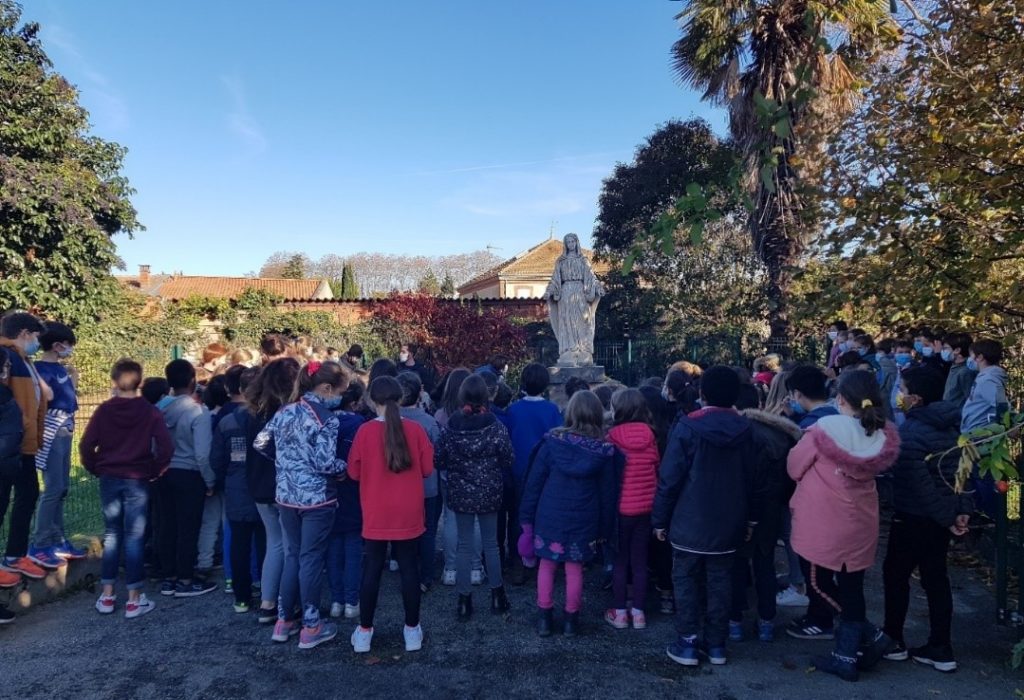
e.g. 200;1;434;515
291;361;350;403
836;369;886;436
369;376;412;473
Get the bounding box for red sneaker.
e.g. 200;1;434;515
0;569;21;588
1;557;46;580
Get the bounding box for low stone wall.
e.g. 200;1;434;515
2;536;102;615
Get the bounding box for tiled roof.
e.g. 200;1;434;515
459;238;609;292
119;275;333;301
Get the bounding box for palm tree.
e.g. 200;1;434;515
671;0;897;351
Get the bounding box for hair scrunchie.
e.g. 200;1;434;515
306;360;322;377
861;398;873;409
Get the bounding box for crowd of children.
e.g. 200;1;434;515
0;314;1011;683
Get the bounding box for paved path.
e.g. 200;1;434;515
2;550;1021;699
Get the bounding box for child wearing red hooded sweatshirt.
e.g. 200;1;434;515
603;388;660;631
788;370;900;683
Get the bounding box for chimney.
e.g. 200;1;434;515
139;265;151;287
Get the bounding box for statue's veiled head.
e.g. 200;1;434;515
562;233;580;255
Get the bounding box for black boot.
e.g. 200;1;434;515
814;622;861;682
491;586;510;614
457;594;473;622
537;607;553;637
509;560;526;586
857;623;893;671
563;611;579;637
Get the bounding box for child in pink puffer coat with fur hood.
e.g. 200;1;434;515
788;370;900;683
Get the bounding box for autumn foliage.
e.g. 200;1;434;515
372;293;527;372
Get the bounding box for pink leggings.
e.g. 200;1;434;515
537;559;584;613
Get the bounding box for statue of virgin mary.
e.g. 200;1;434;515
544;233;604;367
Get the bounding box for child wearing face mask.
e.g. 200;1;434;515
826;321;848;368
253;361;350;650
828;330;850;370
30;322;86;566
890;340;919;427
940;332;975;409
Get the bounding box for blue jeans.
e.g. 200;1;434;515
256;503;284;604
278;505;334;627
100;477;150;590
33;429;72;548
440;479;479;570
419;495;441;586
327;530;363;606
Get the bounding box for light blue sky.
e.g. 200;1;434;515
29;1;722;276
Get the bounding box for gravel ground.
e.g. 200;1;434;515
1;548;1021;700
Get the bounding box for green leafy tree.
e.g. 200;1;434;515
417;269;441;296
440;271;456;298
0;1;141;325
594;120;764;339
340;262;359;299
281;254;307;279
668;0;898;350
822;0;1024;338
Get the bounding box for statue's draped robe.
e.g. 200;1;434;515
545;253;601;366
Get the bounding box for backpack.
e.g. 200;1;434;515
0;385;24;477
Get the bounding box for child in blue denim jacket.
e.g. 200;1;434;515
254;361;349;650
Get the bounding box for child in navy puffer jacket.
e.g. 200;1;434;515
519;390;622;638
254;361;349;650
604;388;659;631
327;382;367;621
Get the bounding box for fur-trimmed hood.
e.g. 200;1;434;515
809;414;900;480
742;409;803;443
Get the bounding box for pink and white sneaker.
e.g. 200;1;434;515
95;594;116;614
272;619;300;643
604;609;628;629
125;594;155;619
630;608;647;630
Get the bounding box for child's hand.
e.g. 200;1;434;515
653;528;667;542
949;513;970;536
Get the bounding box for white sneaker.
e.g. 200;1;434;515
776;585;809;607
351;625;373;653
404;624;423;652
95;594;116;614
442;569;456;586
124;594;156;619
470;569;483;586
389;559;399;572
344;603;360;619
330;602;343;618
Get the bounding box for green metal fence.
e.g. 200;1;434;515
0;345;175;547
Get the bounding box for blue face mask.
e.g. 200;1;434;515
838;341;850;353
941;349;954;363
789;399;806;416
875;351;886;364
857;347;868;357
967;358;979;372
895;353;912;368
914;341;925;354
322;396;343;410
24;338;40;356
921;346;935;358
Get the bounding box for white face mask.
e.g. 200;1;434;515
399;352;409;363
828;331;839;341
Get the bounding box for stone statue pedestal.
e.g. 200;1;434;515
548;365;606;409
